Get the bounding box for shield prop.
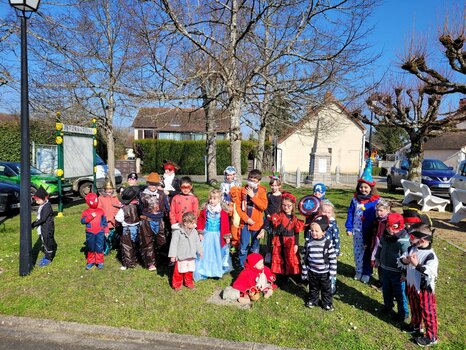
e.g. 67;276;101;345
298;195;321;217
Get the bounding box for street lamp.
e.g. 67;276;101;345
9;0;41;276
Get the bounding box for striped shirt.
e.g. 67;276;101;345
302;237;337;278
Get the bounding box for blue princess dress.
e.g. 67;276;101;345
194;210;232;281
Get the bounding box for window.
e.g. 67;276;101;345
460;163;466;176
137;129;143;140
144;129;154;139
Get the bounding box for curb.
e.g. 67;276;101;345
0;315;300;350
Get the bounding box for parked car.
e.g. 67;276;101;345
71;154;122;198
0;161;73;198
451;160;466;191
0;180;21;215
387;158;456;194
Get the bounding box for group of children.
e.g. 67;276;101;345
31;159;439;347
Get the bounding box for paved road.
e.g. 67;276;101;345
0;315;295;350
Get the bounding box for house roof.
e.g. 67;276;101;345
0;113;19;124
132;107;230;133
277;95;365;144
424;131;466;150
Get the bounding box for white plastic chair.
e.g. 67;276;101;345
450;188;466;223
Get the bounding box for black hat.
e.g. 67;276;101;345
120;186;140;205
127;172;138;180
311;215;329;232
33;186;48;201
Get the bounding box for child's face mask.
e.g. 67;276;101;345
247;180;258;189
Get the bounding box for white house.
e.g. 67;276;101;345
277;96;365;175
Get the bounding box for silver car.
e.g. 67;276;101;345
451;160;466;190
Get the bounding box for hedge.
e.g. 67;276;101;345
134;139;258;175
0;120;55;162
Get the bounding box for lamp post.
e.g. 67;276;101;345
9;0;41;276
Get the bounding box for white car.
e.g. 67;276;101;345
451;160;466;190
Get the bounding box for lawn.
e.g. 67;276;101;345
0;184;464;349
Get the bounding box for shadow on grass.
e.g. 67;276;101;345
31;236;42;266
335;261;403;329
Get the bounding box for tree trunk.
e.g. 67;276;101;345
256;118;267;171
230;95;242;177
407;133;423;182
202;85;217;184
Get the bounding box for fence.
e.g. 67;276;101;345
282;169;359;188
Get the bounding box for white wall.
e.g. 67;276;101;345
278;104;364;174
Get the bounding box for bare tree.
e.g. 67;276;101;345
402;30;465;95
26;0;142;186
359;88;466;182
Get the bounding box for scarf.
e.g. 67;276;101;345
163;172;175;191
207;202;222;213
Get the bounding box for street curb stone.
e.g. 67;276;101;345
0;315;301;350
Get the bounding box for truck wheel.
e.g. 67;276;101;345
79;182;93;198
387;177;395;192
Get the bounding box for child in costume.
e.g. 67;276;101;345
139;172;168;271
194;189;232;281
370;199;391;288
115;186;140;270
345;159;380;283
169;176;199;229
402;208;432;230
162;159;181;201
219;166;242;251
219;166;241;204
232;253;276;304
303;182;327;241
31;186;57;267
97;178;121;255
234;169;268;268
375;213;410;322
399;223;439;347
264;174;282;264
264;192;303;284
319;201;340;294
302;215;337;311
169;212;203;290
81;192;109;270
313;183;327;201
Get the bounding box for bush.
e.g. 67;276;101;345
0;120;55;161
134;139;259;175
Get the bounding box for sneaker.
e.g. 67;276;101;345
323;305;335;312
416;336;437;347
173;287;182;292
148;264;157;271
97;263;104;270
39;257;51;267
306;301;317;308
120;266;127;271
85;263;94;270
354;273;362;281
361;275;370;284
403;324;421;334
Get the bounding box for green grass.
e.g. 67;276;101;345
0;184;464;349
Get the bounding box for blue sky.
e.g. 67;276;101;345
0;0;464;122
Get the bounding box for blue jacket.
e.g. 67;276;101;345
345;195;380;240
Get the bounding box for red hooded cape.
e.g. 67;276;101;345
232;253;277;293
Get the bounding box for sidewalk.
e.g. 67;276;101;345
0;315;299;350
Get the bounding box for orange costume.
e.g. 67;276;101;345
234;185;268;231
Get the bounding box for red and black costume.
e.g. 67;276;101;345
81;193;109;266
265;211;304;275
